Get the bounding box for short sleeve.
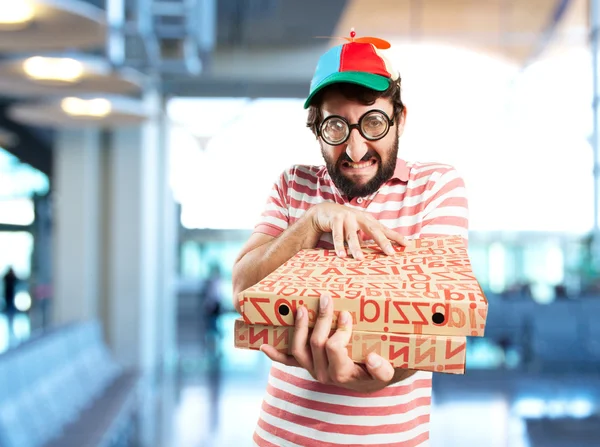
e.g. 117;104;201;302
253;168;292;238
419;167;469;245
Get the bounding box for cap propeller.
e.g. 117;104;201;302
314;28;391;49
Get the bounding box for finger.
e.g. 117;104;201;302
383;228;408;247
364;352;395;382
325;311;357;383
355;216;385;250
290;305;314;371
356;229;373;245
260;344;302;368
344;218;364;260
331;215;347;258
310;293;334;383
361;225;395;256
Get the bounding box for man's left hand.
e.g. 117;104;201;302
260;293;408;394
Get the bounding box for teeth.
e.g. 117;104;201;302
345;160;375;169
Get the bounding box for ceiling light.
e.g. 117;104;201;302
0;1;35;29
23;57;84;84
61;97;112;118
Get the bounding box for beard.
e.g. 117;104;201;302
321;129;399;198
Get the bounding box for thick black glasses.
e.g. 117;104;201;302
318;109;394;146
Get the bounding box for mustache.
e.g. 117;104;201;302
337;151;381;165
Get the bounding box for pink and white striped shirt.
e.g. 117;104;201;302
252;158;469;446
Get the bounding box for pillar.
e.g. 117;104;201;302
51;91;178;380
52;129;102;324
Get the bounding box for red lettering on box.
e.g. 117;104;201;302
273;298;296;326
361;340;382;357
449;308;466;328
431;303;450;326
360;298;380;323
433;271;455;281
412;302;429;325
445;339;466;360
415;345;436;365
248;297;272;324
453;270;478;281
444;289;466;301
249;327;269;346
391;301;410;324
272;327;289;348
389;344;410;362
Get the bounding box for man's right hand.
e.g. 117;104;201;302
232;202;407;307
307;202;407;260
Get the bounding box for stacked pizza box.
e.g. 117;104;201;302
234;236;488;374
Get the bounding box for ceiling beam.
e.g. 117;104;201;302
0;223;31;232
163;78;310;99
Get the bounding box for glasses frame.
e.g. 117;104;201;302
317;109;395;146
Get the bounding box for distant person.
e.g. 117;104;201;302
200;264;224;357
199;264;224;433
2;267;17;314
554;284;568;300
2;267;19;334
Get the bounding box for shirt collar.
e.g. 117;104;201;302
391;159;410;182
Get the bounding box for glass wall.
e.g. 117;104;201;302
0;147;50;348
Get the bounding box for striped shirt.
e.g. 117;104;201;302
252;158;469;446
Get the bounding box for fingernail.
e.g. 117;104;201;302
385;244;394;255
296;306;304;320
367;353;382;368
337;250;346;258
320;294;329;310
339;311;349;325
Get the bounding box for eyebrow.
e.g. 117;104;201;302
322;108;393;120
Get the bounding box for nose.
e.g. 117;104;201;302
345;128;369;162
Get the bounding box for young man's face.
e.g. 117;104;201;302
318;90;406;198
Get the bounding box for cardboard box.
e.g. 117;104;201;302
234;319;467;374
239;236;488;337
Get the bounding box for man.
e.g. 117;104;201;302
2;267;17;314
2;267;18;335
232;37;469;446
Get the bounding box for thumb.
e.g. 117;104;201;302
365;353;395;382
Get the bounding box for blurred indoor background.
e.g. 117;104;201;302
0;0;599;446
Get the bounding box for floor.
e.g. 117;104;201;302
146;359;600;447
2;311;600;447
157;312;600;447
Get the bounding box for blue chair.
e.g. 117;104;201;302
0;319;140;447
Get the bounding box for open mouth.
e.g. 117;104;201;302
341;159;377;169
